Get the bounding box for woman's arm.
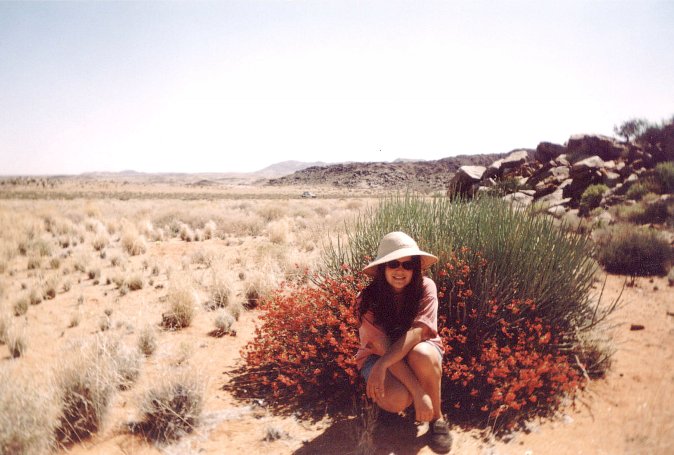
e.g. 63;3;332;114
366;325;424;398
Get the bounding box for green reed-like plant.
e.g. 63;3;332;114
323;193;605;335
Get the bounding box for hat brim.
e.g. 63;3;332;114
362;248;438;276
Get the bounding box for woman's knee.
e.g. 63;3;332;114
407;343;442;377
375;377;412;413
376;388;412;413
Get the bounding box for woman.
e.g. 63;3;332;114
355;231;452;454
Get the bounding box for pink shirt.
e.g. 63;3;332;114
355;276;443;369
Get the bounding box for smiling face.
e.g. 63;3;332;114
384;255;415;293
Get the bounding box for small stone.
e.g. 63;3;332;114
630;324;645;331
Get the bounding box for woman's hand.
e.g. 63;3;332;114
366;359;388;401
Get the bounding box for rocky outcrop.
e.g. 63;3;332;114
268;153;508;190
449;134;665;222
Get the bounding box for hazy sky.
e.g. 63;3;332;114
1;0;672;175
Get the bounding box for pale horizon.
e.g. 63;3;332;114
1;0;673;176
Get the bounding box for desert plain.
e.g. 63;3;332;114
0;178;672;455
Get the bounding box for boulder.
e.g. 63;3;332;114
501;150;530;170
571;156;605;176
535;142;566;162
503;191;534;207
550;166;570;182
448;166;486;195
602;170;621;187
547;205;568;218
563;170;603;200
555;154;571;167
567;134;627;161
483;159;503;179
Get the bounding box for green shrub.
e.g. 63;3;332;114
625;182;654;201
597;225;672;275
319;194;608;427
655;161;674;193
323;194;600;328
625;198;673;225
579;184;609;215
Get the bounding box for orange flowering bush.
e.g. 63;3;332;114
437;248;583;429
240;251;586;429
240;266;368;411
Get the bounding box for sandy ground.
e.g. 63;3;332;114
1;196;673;455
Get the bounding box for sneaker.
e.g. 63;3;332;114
428;419;452;453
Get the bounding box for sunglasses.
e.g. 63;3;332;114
385;259;416;270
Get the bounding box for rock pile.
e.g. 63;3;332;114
448;134;667;220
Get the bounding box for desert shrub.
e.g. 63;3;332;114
597;225;672;275
29;288;43;305
319;194;607;427
138;325;158;356
625;182;653;201
238;269;367;412
91;233;109;252
437;252;582;425
112;344;142;390
49;256;61;270
207;275;231;310
0;313;9;344
14;296;29;316
125;273;144;291
579;184;608;215
55;338;118;444
203;220;217;239
227;300;244;321
162;284;197;329
0;365;60;455
179;223;196;242
87;267;101;280
133;369;204;443
654;161;674;193
213;310;235;336
121;233;147;256
42;275;59;300
6;328;28;358
267;219;290;244
27;255;41;270
258;203;284;222
625;198;673;225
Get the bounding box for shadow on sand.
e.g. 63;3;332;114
293;412;430;455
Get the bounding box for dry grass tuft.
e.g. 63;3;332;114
0;364;60;455
14;296;29;316
121;232;147;256
112;344;142;391
162;283;197;329
212;310;235;337
6;327;28;358
125;273;144;291
207;271;231;310
137;325;158;356
132;368;204;443
54;337;118;445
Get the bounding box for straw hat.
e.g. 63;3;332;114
362;231;438;276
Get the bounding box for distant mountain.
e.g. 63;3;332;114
253;160;327;178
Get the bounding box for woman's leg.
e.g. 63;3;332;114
373;371;413;414
406;342;443;420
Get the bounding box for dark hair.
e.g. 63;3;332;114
359;256;423;341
